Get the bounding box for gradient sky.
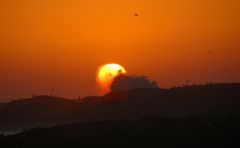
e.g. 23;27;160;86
0;0;239;101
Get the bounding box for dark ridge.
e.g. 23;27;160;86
0;96;80;122
0;83;239;122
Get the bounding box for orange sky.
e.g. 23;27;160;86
0;0;239;101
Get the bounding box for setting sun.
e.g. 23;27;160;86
97;64;127;89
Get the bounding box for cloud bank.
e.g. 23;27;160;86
110;74;159;91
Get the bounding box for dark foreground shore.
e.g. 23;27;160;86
1;116;240;148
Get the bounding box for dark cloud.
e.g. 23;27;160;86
110;74;159;91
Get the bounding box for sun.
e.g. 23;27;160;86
97;63;127;89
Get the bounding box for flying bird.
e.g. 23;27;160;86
134;13;139;16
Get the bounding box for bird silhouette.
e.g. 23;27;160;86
134;13;139;16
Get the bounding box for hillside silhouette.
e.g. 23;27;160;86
0;83;239;122
0;83;240;147
0;96;80;122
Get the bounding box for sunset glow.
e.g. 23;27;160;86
0;0;239;100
